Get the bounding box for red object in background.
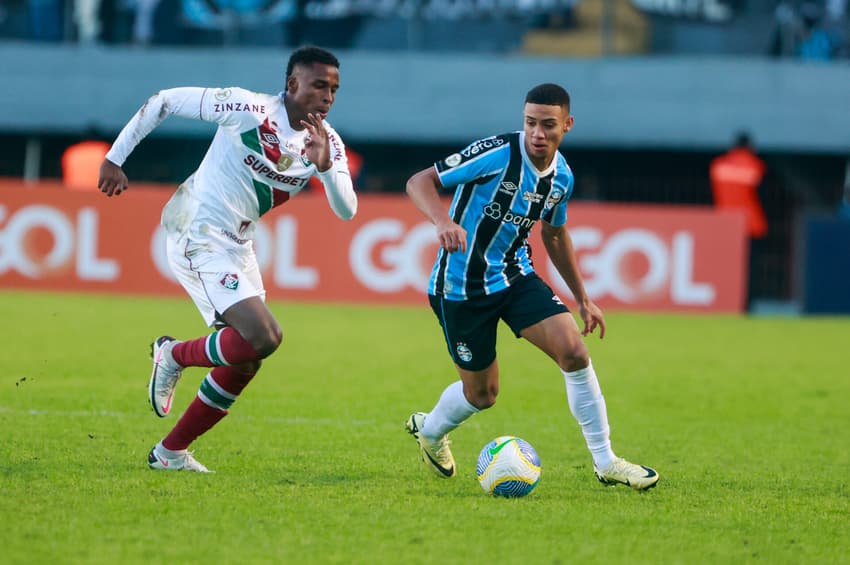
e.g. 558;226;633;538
0;179;747;312
307;147;364;192
61;140;111;191
710;147;767;238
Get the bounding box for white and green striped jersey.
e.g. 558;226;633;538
106;86;351;243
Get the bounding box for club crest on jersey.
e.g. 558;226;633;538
277;152;295;171
546;189;564;208
456;342;473;363
220;273;239;290
214;89;232;101
445;153;462;167
300;149;312;167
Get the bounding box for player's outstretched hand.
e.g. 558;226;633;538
300;112;332;173
98;159;129;197
579;299;606;339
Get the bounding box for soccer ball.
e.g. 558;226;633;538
476;436;541;498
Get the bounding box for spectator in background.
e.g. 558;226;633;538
710;131;767;307
62;129;111;190
74;0;102;43
797;2;835;60
28;0;63;41
131;0;162;45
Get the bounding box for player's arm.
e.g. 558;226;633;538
540;220;605;338
98;87;221;196
406;166;466;253
304;118;357;220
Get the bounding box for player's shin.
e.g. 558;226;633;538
161;366;256;450
562;360;616;469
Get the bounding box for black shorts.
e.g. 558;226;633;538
429;273;570;371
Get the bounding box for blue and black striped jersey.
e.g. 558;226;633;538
428;131;574;300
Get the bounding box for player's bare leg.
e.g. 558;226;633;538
406;361;497;478
521;314;659;491
148;297;281;472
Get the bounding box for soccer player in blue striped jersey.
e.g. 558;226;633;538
404;83;659;491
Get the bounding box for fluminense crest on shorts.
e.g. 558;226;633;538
456;342;473;363
220;273;239;290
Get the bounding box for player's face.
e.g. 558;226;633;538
286;62;340;120
523;103;573;167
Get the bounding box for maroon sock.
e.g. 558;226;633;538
210;365;257;396
162;396;227;451
171;327;260;367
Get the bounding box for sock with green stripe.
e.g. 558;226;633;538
161;366;256;451
171;327;260;368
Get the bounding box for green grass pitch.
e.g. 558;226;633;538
1;290;848;564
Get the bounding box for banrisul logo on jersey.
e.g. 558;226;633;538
483;202;536;230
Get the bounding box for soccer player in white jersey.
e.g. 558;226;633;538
404;83;659;491
98;46;357;473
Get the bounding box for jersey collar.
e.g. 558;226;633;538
519;131;558;176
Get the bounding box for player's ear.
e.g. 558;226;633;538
286;74;298;95
563;115;574;133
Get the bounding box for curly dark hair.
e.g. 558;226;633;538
285;46;340;81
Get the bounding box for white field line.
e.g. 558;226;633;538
0;405;377;427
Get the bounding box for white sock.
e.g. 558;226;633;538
563;360;616;469
421;380;479;440
156;441;184;457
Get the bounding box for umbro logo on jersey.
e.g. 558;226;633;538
500;181;518;192
262;132;280;145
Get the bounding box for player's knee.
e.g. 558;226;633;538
467;383;498;410
558;342;589;372
251;325;283;359
235;360;262;374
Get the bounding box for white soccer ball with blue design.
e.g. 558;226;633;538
476;436;541;497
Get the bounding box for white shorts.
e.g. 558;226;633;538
166;232;266;327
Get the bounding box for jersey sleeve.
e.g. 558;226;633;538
199;87;274;130
541;162;574;227
434;135;510;191
314;124;357;220
105;87;269;166
324;124;350;174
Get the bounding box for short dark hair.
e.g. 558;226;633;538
525;83;570;110
285;45;340;81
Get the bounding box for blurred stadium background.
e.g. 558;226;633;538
1;0;849;313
